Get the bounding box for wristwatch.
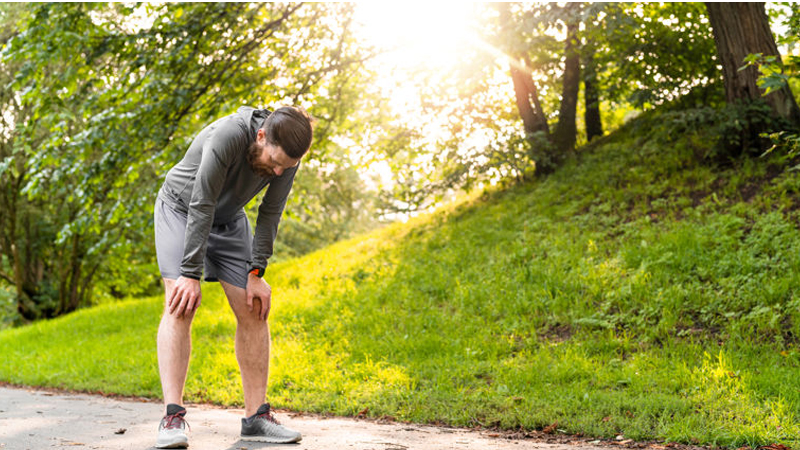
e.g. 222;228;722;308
249;267;265;278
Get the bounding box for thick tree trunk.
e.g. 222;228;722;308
509;66;535;131
583;52;603;142
522;56;550;135
553;19;581;152
705;2;800;125
497;2;553;173
510;61;549;136
499;3;549;138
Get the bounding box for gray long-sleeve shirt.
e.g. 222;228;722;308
157;106;297;279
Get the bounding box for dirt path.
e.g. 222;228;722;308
0;386;616;450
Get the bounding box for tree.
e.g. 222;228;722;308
498;3;550;140
581;5;604;142
552;3;582;153
705;2;800;125
510;58;551;138
593;3;720;108
583;51;604;141
495;3;554;174
0;3;374;320
495;3;575;173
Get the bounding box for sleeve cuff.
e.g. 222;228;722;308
248;266;265;278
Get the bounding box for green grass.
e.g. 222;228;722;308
4;109;800;448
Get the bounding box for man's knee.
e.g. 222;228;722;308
234;303;268;327
161;308;196;327
220;281;260;322
160;278;199;321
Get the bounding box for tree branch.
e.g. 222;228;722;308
0;269;14;285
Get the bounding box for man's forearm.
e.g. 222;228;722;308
180;204;216;279
250;166;297;270
250;208;280;271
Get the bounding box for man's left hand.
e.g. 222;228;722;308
246;273;272;321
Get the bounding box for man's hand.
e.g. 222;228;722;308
247;273;272;321
168;276;202;317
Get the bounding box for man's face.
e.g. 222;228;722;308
248;129;302;177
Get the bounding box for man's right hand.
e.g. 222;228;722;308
168;276;202;317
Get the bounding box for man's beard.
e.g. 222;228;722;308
247;141;275;177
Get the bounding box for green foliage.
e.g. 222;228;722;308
4;107;800;446
743;54;793;95
743;4;800;163
0;3;377;320
763;130;800;171
377;1;725;214
500;2;721;115
593;3;721;108
649;100;782;162
261;147;380;261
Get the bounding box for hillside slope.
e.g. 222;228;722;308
3;109;800;447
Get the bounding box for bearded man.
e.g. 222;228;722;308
152;106;312;448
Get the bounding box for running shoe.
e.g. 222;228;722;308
240;403;302;443
156;404;189;449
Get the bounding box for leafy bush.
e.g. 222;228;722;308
642;101;783;162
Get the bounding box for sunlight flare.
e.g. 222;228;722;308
355;3;477;70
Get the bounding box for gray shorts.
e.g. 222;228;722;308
154;197;252;289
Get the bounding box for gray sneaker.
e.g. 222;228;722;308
156;404;189;449
241;403;302;443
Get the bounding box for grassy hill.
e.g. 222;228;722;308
3;108;800;448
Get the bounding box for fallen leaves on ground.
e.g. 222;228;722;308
758;444;790;450
542;421;558;434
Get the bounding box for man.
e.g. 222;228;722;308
153;105;312;449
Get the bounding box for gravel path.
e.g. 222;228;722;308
0;386;616;450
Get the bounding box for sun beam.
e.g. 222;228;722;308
355;3;477;71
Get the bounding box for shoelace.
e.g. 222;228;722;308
162;412;190;431
256;410;280;425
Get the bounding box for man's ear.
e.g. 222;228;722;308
257;128;265;141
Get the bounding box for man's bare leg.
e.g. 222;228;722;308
221;280;270;417
157;278;196;412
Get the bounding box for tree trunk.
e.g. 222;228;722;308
499;3;549;138
64;233;82;314
583;52;603;142
553;18;581;152
705;2;800;125
497;2;554;173
522;56;550;135
509;60;550;136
